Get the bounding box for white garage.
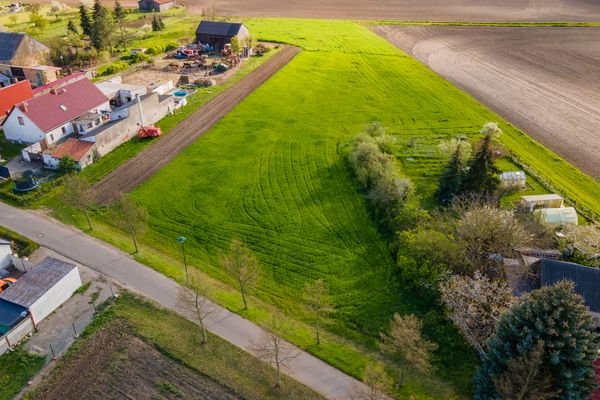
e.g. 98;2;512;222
0;239;12;270
0;257;82;326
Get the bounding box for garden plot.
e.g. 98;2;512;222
375;26;600;181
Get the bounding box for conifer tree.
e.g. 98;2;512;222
67;19;79;35
158;16;165;30
462;123;501;196
151;14;160;31
474;281;598;400
79;3;93;37
437;144;465;205
113;0;126;49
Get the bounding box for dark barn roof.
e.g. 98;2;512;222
195;21;243;37
0;32;25;63
539;259;600;313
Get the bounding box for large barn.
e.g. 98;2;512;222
0;32;49;67
195;21;249;51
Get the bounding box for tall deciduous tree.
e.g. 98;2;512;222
79;3;92;37
454;202;532;277
440;271;514;357
379;313;438;386
493;341;559;400
221;239;259;310
303;279;333;345
61;174;95;231
109;193;148;253
462;123;501;196
474;281;598;400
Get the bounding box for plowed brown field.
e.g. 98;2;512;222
375;26;600;181
34;0;600;21
91;45;299;203
30;322;240;400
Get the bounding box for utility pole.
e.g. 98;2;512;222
177;236;188;283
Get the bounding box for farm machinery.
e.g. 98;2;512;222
137;125;162;139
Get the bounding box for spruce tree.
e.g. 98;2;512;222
92;0;103;20
79;4;93;37
158;16;165;30
67;19;79;35
462;124;501;196
474;281;598;400
113;0;126;49
151;14;160;32
91;6;114;51
437;144;465;205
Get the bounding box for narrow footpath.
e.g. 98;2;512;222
0;202;366;399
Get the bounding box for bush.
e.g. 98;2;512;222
98;60;129;76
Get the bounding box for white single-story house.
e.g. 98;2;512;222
0;239;12;270
1;73;110;146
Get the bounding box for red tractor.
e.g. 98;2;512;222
137;125;162;139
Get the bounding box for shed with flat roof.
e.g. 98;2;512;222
0;257;81;325
521;194;564;212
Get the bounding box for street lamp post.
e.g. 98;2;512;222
177;236;188;283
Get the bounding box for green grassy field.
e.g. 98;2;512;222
38;17;600;399
0;348;45;400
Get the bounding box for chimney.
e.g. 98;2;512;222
12;77;18;84
50;88;57;94
20;102;28;112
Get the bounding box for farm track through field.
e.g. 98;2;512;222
91;46;300;204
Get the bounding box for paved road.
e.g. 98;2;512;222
91;46;300;204
0;202;365;399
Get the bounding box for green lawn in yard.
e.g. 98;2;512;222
0;348;45;400
0;131;23;165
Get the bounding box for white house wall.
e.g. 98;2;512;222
28;267;82;325
0;244;12;269
3;107;45;144
45;123;73;145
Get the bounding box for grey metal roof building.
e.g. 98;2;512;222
539;259;600;313
0;257;76;307
0;32;49;67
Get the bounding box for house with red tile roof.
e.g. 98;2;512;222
1;73;109;146
42;138;96;170
0;80;33;121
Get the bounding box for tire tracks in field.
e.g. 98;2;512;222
91;46;301;204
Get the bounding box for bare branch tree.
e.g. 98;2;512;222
254;315;299;388
303;279;333;345
221;239;259;310
61;174;95;231
379;313;437;386
439;271;514;357
109;193;148;253
177;272;216;344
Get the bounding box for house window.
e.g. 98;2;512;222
86;123;93;129
61;126;67;135
17;117;24;125
50;134;55;142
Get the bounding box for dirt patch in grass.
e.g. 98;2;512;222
29;321;240;400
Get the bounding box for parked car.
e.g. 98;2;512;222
0;277;16;293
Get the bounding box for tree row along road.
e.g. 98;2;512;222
0;202;369;399
91;45;301;204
